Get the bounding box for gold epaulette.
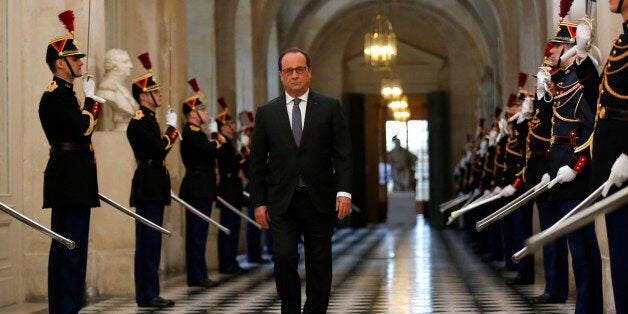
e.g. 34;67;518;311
133;110;144;120
46;80;58;92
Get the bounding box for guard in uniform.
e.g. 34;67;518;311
179;79;220;288
127;52;179;308
499;85;534;285
240;111;273;263
575;1;628;312
39;10;106;314
544;5;602;312
215;98;247;274
527;63;569;304
493;96;518;272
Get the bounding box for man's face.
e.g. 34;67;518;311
279;52;311;98
140;90;162;109
220;121;237;139
196;108;208;125
609;0;628;12
58;56;83;79
548;43;564;68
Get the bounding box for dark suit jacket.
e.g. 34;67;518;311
249;90;353;214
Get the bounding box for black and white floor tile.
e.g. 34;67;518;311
80;216;576;313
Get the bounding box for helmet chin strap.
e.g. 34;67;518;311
63;57;81;78
149;92;160;108
556;46;565;69
617;0;625;13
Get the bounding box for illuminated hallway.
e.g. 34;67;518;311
78;216;575;313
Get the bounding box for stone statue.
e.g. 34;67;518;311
96;49;137;131
387;135;417;192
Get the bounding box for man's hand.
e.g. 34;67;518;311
548;166;577;188
499;184;516;198
166;109;178;128
575;20;592;59
336;196;351;219
83;76;95;98
208;119;218;134
254;205;270;229
536;173;550;191
603;154;628;197
536;67;551;100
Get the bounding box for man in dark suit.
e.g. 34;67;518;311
38;10;106;313
249;47;353;314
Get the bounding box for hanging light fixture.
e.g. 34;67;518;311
387;94;408;110
380;77;403;100
393;107;411;121
364;13;397;70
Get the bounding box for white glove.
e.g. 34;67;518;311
517;97;534;124
208;119;218;133
487;129;497;147
498;118;510;137
166;109;178;128
499;184;516;198
575;21;591;59
478;140;487;157
483;189;491;197
83;76;95;99
240;133;250;147
472;188;481;198
536;173;550;191
493;186;502;195
602;154;628;197
548;165;577;188
536;67;551;101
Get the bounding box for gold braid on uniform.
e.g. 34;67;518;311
82;110;96;136
164;134;174;150
553;93;583;123
575;131;593;153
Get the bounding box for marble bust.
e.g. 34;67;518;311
96;49;137;131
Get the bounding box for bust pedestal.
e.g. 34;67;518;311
386;191;417;228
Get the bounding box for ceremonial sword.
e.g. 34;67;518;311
99;193;172;236
0;201;76;249
512;183;605;263
170;192;231;234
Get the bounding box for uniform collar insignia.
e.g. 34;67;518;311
188;124;201;132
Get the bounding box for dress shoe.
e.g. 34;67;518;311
189;278;219;288
529;293;566;304
219;265;248;275
505;276;534;285
137;296;175;308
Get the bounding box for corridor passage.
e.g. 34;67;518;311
80;216;575;313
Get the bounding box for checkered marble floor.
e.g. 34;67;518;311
80;216;576;313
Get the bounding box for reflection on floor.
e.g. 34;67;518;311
80;216;575;313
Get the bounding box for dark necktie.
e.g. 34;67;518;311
292;98;302;146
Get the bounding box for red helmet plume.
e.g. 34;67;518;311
137;52;152;71
58;10;75;35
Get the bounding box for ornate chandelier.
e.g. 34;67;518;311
364;13;397;70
